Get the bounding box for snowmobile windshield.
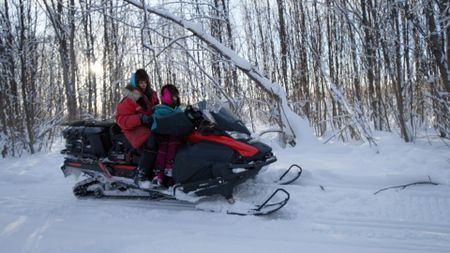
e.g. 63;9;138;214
195;101;251;136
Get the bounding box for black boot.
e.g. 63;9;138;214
134;166;152;189
135;136;158;189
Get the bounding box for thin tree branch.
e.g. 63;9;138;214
373;176;439;195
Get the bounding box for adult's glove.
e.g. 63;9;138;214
140;114;153;126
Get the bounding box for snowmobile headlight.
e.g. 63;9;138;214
232;168;246;173
227;131;250;140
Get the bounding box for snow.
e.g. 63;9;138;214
1;133;450;253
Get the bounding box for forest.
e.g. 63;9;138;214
0;0;449;156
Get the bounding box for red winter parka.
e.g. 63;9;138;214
115;87;159;149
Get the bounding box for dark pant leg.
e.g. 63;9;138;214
154;135;169;171
137;134;158;178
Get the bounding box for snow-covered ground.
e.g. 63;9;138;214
1;132;449;253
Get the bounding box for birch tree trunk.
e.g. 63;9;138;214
276;0;288;96
392;5;410;142
425;1;450;137
1;0;18;156
43;0;78;121
18;0;35;153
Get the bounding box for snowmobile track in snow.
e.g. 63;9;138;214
309;217;450;252
296;186;450;252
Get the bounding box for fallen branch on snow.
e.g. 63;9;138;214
373;176;439;195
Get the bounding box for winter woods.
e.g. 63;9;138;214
0;0;449;156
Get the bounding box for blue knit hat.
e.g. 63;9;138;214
129;73;136;88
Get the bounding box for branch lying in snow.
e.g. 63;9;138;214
373;176;439;195
317;61;378;148
323;124;351;144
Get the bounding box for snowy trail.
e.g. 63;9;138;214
292;185;450;253
245;172;450;252
1;134;449;253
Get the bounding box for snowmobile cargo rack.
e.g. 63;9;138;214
61;119;115;127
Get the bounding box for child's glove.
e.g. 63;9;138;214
140;114;153;126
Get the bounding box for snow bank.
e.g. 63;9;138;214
1;127;449;253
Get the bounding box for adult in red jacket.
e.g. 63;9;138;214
115;69;159;188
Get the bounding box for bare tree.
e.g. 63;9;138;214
43;0;78;121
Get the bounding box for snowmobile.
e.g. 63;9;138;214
60;103;302;216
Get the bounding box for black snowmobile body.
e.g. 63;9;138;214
60;105;277;201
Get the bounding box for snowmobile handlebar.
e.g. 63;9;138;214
184;105;204;127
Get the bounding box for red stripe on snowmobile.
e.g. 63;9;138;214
112;165;136;171
187;132;258;157
66;162;81;167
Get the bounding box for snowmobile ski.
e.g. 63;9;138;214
277;164;302;185
223;188;290;216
